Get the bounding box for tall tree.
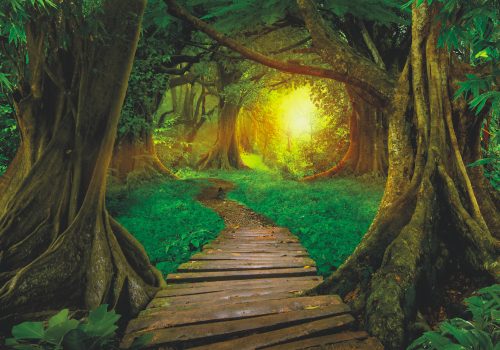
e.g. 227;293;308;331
198;60;245;170
166;0;499;348
0;0;163;324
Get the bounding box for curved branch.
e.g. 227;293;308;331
296;0;394;105
164;0;393;105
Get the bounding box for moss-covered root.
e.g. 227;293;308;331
0;209;162;326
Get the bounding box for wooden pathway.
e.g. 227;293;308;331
121;180;382;349
121;179;382;350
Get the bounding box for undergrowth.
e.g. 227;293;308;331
180;168;384;276
106;179;224;275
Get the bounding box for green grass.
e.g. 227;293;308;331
107;168;384;278
106;179;225;275
189;169;384;276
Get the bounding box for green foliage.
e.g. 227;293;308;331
119;4;175;138
468;120;500;190
183;0;407;34
0;89;18;175
407;0;499;120
408;284;500;350
106;179;225;275
5;305;151;350
195;169;384;276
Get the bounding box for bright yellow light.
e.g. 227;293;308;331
281;87;316;136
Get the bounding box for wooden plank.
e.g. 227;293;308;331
177;260;315;272
216;235;298;242
158;277;323;297
127;295;344;333
214;239;299;245
146;292;298;312
201;247;306;254
191;252;310;260
166;267;317;283
263;331;370;350
122;304;351;349
187;314;355;350
205;243;303;249
189;257;314;264
150;284;315;308
150;284;315;309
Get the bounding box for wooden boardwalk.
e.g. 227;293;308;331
121;226;381;349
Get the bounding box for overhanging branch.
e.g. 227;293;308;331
164;0;392;105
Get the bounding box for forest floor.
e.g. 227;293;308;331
107;170;384;277
121;179;383;349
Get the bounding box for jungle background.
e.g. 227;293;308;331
0;0;498;349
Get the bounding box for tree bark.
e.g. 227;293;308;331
111;128;177;183
0;0;164;326
310;4;499;349
198;102;244;170
198;64;245;170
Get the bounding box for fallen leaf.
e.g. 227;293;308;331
304;266;311;269
305;306;320;310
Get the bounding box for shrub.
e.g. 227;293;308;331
5;305;151;350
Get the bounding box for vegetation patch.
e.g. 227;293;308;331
107;179;225;275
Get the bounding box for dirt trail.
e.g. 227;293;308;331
197;178;273;229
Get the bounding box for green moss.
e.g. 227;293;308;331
188;169;384;276
106;179;225;275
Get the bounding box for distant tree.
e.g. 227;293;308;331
198;59;246;169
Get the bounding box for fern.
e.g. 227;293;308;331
408;284;500;350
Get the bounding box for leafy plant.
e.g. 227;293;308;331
106;179;225;275
408;284;500;350
5;305;151;350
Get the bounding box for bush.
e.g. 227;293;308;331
408;284;500;350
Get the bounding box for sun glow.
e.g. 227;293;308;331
281;87;316;136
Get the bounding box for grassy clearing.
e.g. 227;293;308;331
106;179;224;275
187;169;384;276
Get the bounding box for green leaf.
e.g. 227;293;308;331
467;158;496;167
129;334;153;350
48;309;70;328
43;318;79;345
79;304;120;346
11;322;45;340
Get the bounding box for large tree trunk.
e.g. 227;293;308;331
112;75;176;182
0;0;164;326
198;63;245;170
304;89;387;180
198;101;244;170
111;129;177;183
310;4;499;349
